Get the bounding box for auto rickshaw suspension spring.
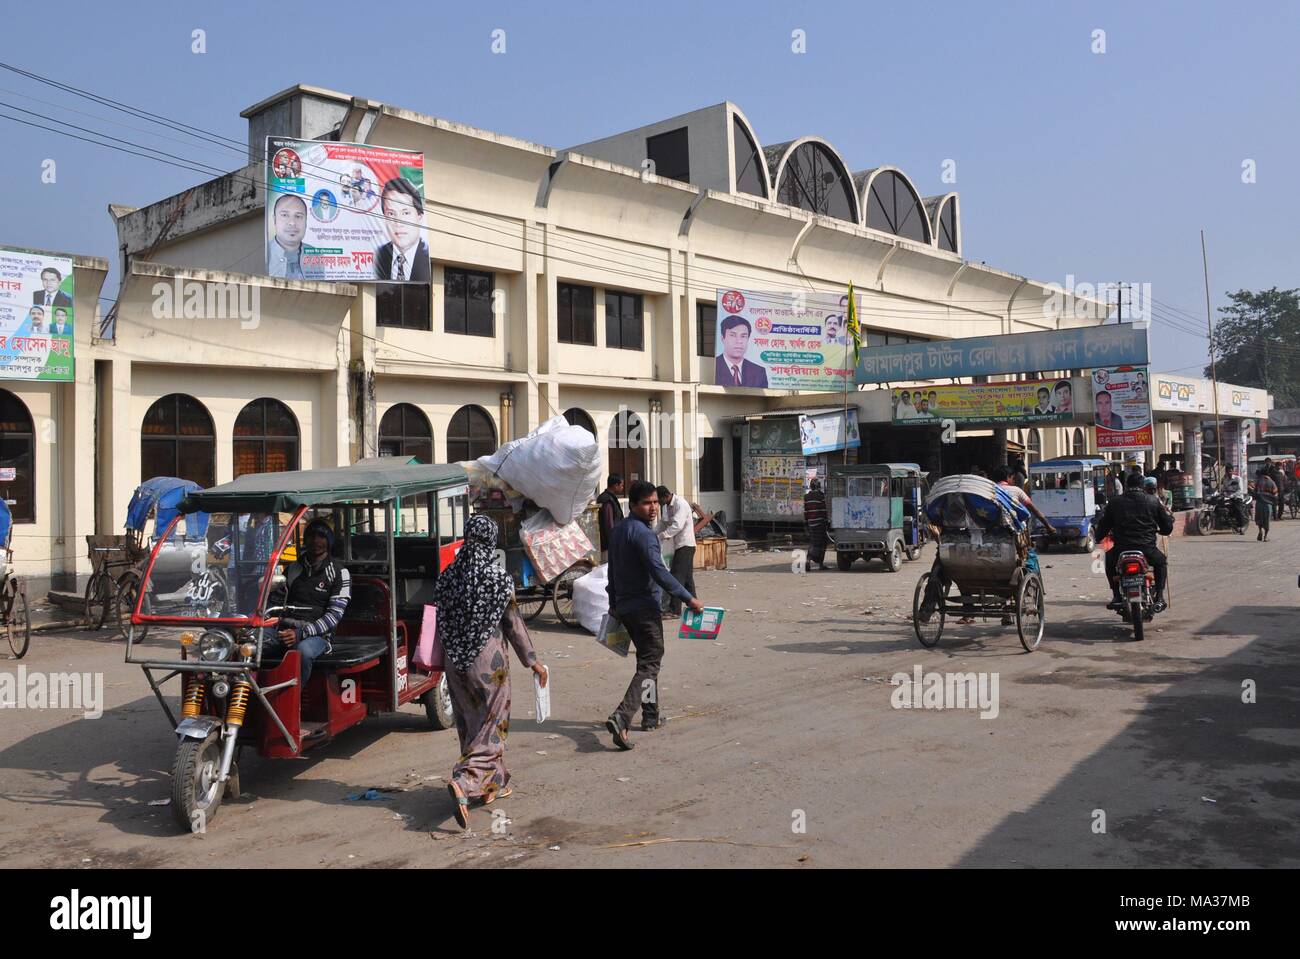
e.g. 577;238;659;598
226;681;251;727
181;676;206;718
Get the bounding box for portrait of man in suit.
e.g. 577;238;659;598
714;313;768;388
32;267;72;309
1094;389;1125;430
50;307;72;337
27;306;46;334
374;177;430;282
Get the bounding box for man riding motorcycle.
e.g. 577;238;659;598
1095;472;1174;614
1222;465;1248;531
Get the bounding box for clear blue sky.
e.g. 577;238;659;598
2;0;1296;376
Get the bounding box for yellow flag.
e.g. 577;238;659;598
846;282;861;367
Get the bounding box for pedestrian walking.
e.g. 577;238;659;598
803;479;830;570
437;514;549;830
655;485;696;618
596;474;625;564
1255;468;1277;541
604;480;703;749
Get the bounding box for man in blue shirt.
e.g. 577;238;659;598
605;480;703;749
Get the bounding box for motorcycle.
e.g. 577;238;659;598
1197;491;1252;535
1112;550;1157;641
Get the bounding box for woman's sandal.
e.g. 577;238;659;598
481;787;513;807
447;782;470;829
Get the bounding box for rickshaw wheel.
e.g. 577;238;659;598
83;570;113;631
114;571;150;642
423;674;455;730
3;580;30;659
516;589;547;623
172;732;224;833
1016;573;1045;652
913;572;946;648
885;541;903;572
552;564;589;628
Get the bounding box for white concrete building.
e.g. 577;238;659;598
7;85;1154;587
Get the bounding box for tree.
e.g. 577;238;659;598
1205;288;1300;407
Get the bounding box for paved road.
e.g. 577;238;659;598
1;520;1296;868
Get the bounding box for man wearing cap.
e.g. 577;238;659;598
275;519;351;686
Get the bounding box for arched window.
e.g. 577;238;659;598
936;196;958;253
608;410;646;483
563;407;597;437
379;403;432;463
732;116;767;198
447;405;497;462
775;142;856;222
864;170;929;243
234;398;299;478
1072;427;1087;457
1027;429;1042;465
0;389;35;523
141;393;215;487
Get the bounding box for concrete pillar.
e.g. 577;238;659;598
1183;415;1202;502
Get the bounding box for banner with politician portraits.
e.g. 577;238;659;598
0;246;75;381
714;288;859;391
265;137;426;283
1091;365;1153;451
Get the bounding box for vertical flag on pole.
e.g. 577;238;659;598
846;281;861;368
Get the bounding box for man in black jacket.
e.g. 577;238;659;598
1095;472;1174;613
596;474;625;563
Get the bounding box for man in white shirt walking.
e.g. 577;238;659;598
655;485;696;618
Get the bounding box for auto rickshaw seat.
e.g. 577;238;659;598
314;637;388;668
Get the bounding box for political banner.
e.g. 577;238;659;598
0;246;75;381
890;379;1076;425
856;322;1149;384
1091;366;1152;451
265;137;426;282
798;409;861;454
715;288;859;391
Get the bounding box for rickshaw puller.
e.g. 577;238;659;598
276;519;351;685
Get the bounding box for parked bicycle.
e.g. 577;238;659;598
1;498;31;658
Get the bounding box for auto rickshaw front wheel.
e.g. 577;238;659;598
423;674;455;730
884;541;903;572
171;732;225;833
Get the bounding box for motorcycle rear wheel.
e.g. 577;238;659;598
1130;602;1145;642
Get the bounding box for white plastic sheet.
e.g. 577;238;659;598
475;415;601;524
570;563;610;634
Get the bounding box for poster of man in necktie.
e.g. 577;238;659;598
0;246;75;381
714;287;857;391
264;137;426;282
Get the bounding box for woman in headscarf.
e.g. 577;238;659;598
803;479;830;570
435;514;548;829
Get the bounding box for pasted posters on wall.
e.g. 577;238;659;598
265;138;426;282
0;246;74;381
890;380;1074;425
716;288;859;391
1091;366;1152;451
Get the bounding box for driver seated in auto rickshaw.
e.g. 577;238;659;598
272;518;351;687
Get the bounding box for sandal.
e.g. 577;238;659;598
606;717;634;751
481;787;513;806
447;781;470;830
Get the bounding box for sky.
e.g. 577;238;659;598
2;0;1296;377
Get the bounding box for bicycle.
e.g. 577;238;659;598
1;500;30;658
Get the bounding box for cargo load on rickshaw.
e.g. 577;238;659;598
911;474;1045;653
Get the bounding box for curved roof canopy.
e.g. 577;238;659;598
766;137;858;223
924;192;960;253
857;167;931;243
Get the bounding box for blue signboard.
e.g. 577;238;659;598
855;323;1149;384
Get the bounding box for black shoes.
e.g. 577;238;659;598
641;716;668;732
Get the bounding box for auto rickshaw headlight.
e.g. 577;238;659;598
199;629;235;663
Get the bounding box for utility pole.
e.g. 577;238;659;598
1202;230;1224;475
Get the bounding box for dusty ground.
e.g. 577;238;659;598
1;520;1296;869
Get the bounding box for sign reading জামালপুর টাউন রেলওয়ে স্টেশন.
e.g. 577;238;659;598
0;246;75;382
714;288;858;391
1091;366;1153;451
265;138;426;283
889;379;1077;425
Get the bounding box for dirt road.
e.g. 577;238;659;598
2;521;1296;868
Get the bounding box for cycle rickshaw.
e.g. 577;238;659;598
125;460;469;832
85;476;212;637
912;474;1045;653
1;498;31;658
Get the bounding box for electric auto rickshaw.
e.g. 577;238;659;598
125;460;469;833
1027;457;1109;552
828;463;927;571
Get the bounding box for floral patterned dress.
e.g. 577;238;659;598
443;602;538;800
